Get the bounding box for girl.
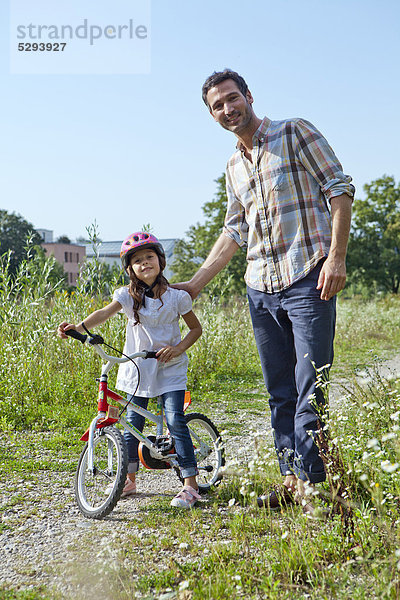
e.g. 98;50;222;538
58;232;202;509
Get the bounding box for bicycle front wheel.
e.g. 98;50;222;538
75;426;128;519
185;412;225;491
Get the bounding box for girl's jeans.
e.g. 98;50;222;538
247;260;336;484
124;390;198;480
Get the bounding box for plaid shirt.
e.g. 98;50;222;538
224;117;355;292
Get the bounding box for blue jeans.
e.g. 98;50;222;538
247;261;336;483
124;390;197;479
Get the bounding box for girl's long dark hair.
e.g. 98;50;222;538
126;249;169;325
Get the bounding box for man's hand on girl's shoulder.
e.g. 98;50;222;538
170;282;197;299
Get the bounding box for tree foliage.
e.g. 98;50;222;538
347;175;400;293
56;235;71;244
171;174;247;295
0;210;42;275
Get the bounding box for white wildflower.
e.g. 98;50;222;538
219;461;243;477
381;460;399;474
179;581;189;591
367;438;380;449
316;363;331;372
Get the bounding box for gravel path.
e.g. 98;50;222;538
0;412;270;599
1;355;400;598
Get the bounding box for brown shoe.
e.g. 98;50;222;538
257;486;295;510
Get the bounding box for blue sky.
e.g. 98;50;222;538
1;0;399;242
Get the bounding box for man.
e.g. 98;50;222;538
180;69;354;514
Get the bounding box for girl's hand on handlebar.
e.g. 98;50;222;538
58;321;78;339
156;345;182;363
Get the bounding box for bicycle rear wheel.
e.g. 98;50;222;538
75;426;128;519
184;412;225;491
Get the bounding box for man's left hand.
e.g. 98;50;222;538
316;256;346;301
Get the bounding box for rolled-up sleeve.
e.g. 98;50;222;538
294;119;355;202
223;168;248;247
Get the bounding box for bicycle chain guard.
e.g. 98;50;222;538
138;435;174;470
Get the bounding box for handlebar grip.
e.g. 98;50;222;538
144;351;158;359
88;334;105;345
65;329;87;344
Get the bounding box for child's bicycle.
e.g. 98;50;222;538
65;329;225;519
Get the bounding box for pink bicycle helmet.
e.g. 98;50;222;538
120;232;165;269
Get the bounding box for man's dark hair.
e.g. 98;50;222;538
202;69;249;108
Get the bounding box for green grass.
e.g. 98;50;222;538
334;294;400;375
0;590;58;600
0;431;82;475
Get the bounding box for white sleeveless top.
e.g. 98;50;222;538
112;286;192;397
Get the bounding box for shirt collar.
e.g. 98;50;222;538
236;117;272;151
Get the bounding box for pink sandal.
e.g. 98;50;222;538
105;478;136;497
121;478;137;498
170;486;201;509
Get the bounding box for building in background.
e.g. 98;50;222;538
36;228;54;243
40;231;86;287
84;239;178;280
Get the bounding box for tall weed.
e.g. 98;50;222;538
186;294;260;388
0;248;259;430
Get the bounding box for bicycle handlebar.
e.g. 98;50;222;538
64;329;157;362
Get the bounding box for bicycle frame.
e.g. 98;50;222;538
81;343;191;473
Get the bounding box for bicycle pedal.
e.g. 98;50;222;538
155;435;174;455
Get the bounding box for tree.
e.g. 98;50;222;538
347;175;400;293
170;174;247;295
0;210;42;275
56;235;71;244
